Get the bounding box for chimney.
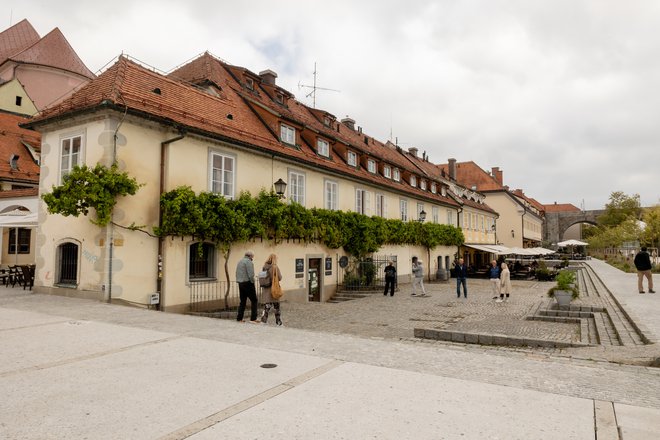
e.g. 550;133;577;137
408;147;418;157
259;69;278;85
341;117;355;130
491;167;503;185
448;158;457;180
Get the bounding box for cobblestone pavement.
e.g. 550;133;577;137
279;277;660;365
282;278;578;340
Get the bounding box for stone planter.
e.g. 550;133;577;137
553;290;573;307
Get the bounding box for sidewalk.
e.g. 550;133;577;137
586;258;660;343
0;265;659;439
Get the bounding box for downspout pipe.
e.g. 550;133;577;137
157;129;186;311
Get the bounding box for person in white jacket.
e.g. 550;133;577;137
411;256;427;297
497;262;512;303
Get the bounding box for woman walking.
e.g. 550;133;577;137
497;262;511;302
260;254;283;325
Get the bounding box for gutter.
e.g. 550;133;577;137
157;129;186;311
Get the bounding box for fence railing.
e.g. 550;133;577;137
336;255;397;292
189;280;262;313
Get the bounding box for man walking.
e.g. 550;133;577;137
455;258;468;298
411;257;427;297
487;260;501;300
236;250;259;322
634;246;655;294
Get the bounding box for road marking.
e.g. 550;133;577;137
158;359;344;440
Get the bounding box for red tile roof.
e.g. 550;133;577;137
0;19;40;65
29;53;459;208
437;161;505;192
5;27;94;79
543;203;581;213
0;111;40;183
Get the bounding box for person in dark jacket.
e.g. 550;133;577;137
634;246;655;293
487;260;501;299
455;258;468;298
383;260;397;296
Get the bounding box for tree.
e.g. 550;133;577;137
598;191;642;227
641;205;660;249
42;164;141;226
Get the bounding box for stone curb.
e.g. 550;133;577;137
413;327;592;349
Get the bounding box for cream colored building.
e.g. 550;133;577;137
27;54;462;312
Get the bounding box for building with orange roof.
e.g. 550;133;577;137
25;53;468;311
0;18;94;269
0;19;94;115
438;159;544;249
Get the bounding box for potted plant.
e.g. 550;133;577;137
547;269;579;307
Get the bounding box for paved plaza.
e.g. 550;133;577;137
1;259;659;439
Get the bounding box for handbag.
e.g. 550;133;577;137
258;270;271;288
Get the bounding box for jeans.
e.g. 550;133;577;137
456;277;467;298
384;277;396;296
237;281;258;321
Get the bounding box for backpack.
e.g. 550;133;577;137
258;270;271;288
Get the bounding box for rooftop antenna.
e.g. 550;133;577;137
298;62;340;108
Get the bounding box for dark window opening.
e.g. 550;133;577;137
189;242;215;279
8;228;30;254
15;96;22;106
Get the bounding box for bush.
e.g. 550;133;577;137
547;269;579;299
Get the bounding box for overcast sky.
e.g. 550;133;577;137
7;0;659;210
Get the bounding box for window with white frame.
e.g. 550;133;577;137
400;199;408;221
289;170;306;205
60;134;83;182
367;159;376;173
347;150;357;166
280;123;296;145
447;210;454;226
420;180;427;191
245;78;254;90
317;138;329;157
480;215;485;232
431;182;437;194
393;168;400;181
375;193;387;217
355;188;371;215
410;175;417;187
210;151;235;198
189;242;215;279
441;186;447;196
325;179;337;210
432;207;439;223
383;166;391;179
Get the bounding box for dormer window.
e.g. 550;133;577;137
441;186;447;196
420;180;427;191
367;159;376;173
410;176;417;187
347;151;357;167
280;123;296;145
317;138;329;157
276;93;284;104
431;182;437;194
245;78;254;90
393;168;400;182
323;117;331;127
383;166;391;179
